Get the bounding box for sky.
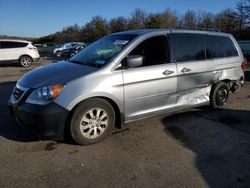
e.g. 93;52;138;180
0;0;237;37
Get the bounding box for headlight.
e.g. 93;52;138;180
26;84;64;105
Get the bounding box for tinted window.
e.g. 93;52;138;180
205;35;238;58
71;43;79;47
17;42;28;48
129;35;168;67
172;33;205;62
1;41;28;49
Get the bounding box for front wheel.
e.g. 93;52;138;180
55;51;61;57
70;98;115;145
210;82;229;109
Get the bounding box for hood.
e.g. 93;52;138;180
18;61;97;88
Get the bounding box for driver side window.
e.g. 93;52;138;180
128;35;169;67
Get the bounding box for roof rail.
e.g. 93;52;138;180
174;27;220;32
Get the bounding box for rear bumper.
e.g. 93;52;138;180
9;102;69;140
33;57;40;62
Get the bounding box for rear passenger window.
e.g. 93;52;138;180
128;35;169;67
205;35;238;59
1;42;28;49
172;33;205;62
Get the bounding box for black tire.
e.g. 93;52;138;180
55;51;61;57
70;53;75;57
70;98;115;145
19;56;32;67
210;82;230;109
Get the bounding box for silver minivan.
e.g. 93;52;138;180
9;29;246;145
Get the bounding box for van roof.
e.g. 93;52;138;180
112;29;230;36
0;39;31;43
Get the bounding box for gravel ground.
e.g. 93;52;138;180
0;59;250;188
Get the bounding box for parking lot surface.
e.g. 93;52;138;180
0;59;250;187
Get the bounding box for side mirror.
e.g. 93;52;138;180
122;55;143;68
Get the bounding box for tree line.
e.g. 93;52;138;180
35;0;250;44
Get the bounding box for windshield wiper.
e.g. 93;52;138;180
69;60;83;65
69;59;101;68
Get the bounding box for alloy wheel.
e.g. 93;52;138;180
20;57;32;67
79;108;109;139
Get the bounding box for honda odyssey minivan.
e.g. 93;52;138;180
9;29;245;145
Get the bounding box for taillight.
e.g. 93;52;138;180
241;58;248;72
28;47;38;51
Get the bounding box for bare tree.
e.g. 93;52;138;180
145;14;161;28
215;9;238;32
37;1;250;43
196;10;204;27
181;10;197;28
128;8;147;29
244;0;250;26
199;12;215;28
109;16;128;33
232;0;250;32
81;16;108;42
159;9;179;28
55;24;81;43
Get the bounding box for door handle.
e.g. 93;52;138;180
181;67;191;73
163;69;174;76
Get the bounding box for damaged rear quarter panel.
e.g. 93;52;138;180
211;57;244;83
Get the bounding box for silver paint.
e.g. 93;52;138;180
16;29;244;124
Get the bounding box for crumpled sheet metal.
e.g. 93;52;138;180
176;85;211;106
212;67;243;84
212;70;224;83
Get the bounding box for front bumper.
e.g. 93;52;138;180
9;101;69;140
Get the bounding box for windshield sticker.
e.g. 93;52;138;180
114;40;129;45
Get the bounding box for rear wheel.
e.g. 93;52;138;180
70;98;115;145
19;56;32;67
210;82;229;109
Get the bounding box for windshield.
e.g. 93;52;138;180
69;34;137;67
64;44;72;49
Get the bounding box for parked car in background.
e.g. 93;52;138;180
238;41;250;62
37;42;61;57
57;43;88;59
9;29;245;145
34;44;42;47
53;42;83;57
0;39;40;67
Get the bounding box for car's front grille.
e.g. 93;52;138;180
11;83;29;103
13;87;25;101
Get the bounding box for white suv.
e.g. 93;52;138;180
0;39;40;67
